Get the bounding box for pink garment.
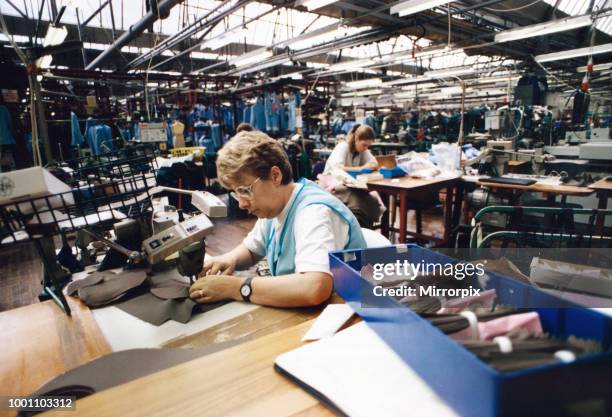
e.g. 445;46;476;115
450;311;543;341
317;174;339;192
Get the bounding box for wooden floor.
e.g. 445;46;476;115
0;203;445;312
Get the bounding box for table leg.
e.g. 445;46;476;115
379;192;391;239
399;191;407;244
451;182;464;229
595;192;607;236
444;186;454;244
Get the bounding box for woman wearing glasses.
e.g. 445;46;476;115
189;130;366;307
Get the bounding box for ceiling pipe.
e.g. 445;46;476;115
85;0;185;70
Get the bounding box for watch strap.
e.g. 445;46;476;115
240;276;254;303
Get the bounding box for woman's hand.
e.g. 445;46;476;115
189;275;242;303
201;255;236;276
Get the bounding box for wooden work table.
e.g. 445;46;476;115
1;291;347;417
589;178;612;235
477;179;595;198
0;298;111;417
367;175;460;245
42;320;334;417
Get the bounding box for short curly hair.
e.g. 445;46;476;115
217;130;293;187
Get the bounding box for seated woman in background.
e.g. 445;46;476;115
322;124;384;229
324;124;379;174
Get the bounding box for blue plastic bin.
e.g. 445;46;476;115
329;245;612;417
380;166;406;178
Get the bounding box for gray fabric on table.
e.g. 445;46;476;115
20;342;242;417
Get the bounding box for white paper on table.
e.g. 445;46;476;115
276;322;458;417
302;304;355;342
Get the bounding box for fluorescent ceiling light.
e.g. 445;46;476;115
38;26;68;69
279;23;340;50
470;75;520;85
341;89;383;97
390;0;453;17
201;26;247;50
229;48;273;67
440;86;464;95
382;75;429;86
394;92;416;99
234;56;290;76
327;58;376;72
425;66;474;78
577;61;612;72
297;0;338;11
535;43;612;63
345;78;383;89
401;82;436;90
495;14;592;43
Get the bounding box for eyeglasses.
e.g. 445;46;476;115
234;177;261;200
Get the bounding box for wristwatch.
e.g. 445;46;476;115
240;277;254;303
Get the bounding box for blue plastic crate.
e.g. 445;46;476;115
346;168;373;178
329;245;612;417
380;166;406;178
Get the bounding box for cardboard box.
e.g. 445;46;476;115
0;167;73;212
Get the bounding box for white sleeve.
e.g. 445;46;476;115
293;205;350;274
242;219;267;257
363;149;377;165
323;141;349;173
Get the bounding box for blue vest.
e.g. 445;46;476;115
263;178;366;276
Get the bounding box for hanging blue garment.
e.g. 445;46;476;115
221;107;234;133
235;100;245;125
250;98;266;131
211;124;222;150
187;110;198;128
243;106;251;127
198;137;216;155
264;93;273;132
364;114;377;135
85;118;97;151
0;106;15;145
120;128;133;141
340;121;356;134
279;104;288;132
166;121;174;148
69;112;84;147
95;124;113;155
194;120;207;142
268;93;280;134
331;117;343;135
133;123;141;141
287;94;297;133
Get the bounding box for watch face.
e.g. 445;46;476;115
241;285;251;297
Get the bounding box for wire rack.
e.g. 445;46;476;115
0;145;160;314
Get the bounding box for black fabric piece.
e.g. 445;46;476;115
66;270;148;308
114;292;228;325
19;343;242;417
150;278;190;300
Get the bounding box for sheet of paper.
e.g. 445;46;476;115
302;304;354;342
276;322;458;417
92;301;258;351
